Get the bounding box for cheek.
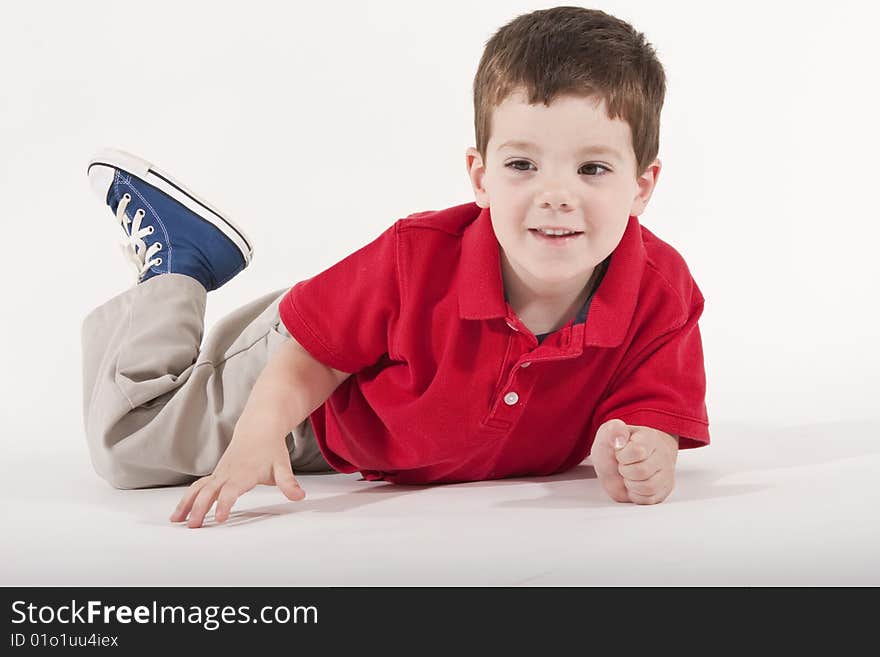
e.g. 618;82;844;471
499;224;526;248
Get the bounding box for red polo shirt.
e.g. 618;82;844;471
279;202;710;484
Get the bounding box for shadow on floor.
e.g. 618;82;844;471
109;416;880;527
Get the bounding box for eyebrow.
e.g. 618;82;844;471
497;139;623;160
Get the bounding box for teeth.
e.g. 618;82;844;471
537;228;577;236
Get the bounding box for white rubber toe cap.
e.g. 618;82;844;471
87;163;115;204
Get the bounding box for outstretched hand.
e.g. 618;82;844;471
169;421;306;529
589;418;679;505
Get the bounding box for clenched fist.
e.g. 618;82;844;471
590;418;679;505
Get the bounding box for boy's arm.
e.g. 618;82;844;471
170;336;352;528
246;336;352;438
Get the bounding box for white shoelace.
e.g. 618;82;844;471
116;193;163;280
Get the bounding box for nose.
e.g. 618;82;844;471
536;168;579;211
538;192;575;211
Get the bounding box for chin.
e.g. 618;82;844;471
528;263;590;283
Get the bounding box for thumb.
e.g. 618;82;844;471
590;418;631;503
595;418;632;452
273;460;306;501
611;421;632;450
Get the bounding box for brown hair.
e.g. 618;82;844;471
472;6;666;178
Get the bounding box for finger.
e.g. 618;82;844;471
590;433;630;504
597;419;630;446
600;471;631;503
169;477;212;523
214;483;249;524
622;469;669;497
273;461;306;502
187;482;222;529
618;454;663;481
627;487;672;505
616;441;656;466
589;428;617;479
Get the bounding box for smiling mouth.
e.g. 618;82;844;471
528;228;584;243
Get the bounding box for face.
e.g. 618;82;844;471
466;89;660;303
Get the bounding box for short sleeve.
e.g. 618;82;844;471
588;289;710;450
279;221;401;374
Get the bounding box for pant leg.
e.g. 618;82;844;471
81;273;333;489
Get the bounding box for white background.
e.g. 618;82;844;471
1;0;878;586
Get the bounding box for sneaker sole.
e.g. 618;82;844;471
87;148;254;266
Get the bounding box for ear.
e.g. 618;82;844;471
629;158;661;217
465;147;490;209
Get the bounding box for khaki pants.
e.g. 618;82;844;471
80;273;333;489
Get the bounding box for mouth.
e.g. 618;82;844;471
528;228;584;245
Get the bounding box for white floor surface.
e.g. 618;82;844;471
2;418;878;586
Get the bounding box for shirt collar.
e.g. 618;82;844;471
458;204;645;348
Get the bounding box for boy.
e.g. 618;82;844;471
81;6;709;529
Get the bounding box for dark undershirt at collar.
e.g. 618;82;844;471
507;257;610;344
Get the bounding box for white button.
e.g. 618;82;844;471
520;361;531;368
504;391;519;405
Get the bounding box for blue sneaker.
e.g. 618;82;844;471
87;148;254;291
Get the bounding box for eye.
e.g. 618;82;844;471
581;163;611;176
504;160;611;176
506;160;534;172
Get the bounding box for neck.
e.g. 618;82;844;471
502;256;606;334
